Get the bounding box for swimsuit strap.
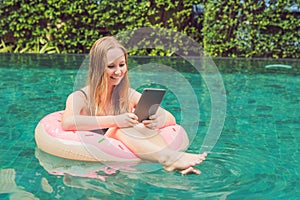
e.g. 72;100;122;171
78;89;88;100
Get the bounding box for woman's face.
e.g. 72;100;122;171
106;47;127;87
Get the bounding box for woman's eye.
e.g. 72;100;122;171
119;63;125;67
107;65;114;68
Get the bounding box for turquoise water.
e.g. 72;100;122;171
0;54;299;199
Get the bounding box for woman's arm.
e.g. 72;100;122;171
157;107;176;126
61;91;116;131
62;89;139;131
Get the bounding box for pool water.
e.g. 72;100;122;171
0;54;299;199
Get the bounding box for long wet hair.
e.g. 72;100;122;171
87;36;130;116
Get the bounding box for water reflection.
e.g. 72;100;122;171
0;168;38;199
34;147;209;197
34;148;142;181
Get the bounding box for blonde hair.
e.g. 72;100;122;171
88;36;130;115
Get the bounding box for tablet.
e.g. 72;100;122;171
134;88;166;122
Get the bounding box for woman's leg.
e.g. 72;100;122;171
106;125;207;174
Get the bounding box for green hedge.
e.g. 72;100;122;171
203;0;300;58
0;0;203;55
0;0;103;53
0;0;299;58
97;0;204;56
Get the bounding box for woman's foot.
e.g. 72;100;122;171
180;167;201;175
162;152;207;174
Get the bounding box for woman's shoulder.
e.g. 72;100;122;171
67;87;89;100
128;88;142;104
78;86;89;94
129;88;141;96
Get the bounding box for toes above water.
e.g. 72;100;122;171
180;167;201;175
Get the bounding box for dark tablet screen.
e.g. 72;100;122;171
134;88;166;122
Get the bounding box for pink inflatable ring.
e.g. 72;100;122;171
35;111;189;162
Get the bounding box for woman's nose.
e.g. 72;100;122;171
114;67;121;74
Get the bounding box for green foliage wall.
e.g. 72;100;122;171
0;0;203;54
0;0;299;58
0;0;103;53
97;0;204;56
203;0;300;58
97;0;203;39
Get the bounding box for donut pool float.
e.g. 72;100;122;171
35;111;189;162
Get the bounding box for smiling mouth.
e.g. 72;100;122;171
110;76;121;80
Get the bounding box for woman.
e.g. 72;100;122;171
62;36;207;175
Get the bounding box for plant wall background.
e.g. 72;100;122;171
0;0;299;58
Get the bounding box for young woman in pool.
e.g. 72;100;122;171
62;36;207;175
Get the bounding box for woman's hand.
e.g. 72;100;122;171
114;113;139;128
142;112;168;130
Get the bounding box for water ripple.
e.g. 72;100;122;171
196;144;299;198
